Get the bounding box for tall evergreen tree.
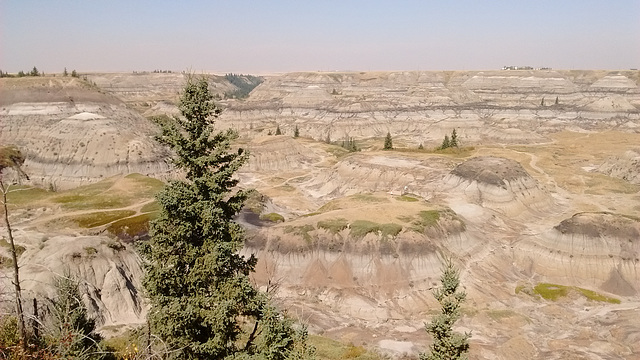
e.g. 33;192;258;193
420;259;470;360
275;124;282;135
383;132;393;150
294;125;300;138
140;75;302;359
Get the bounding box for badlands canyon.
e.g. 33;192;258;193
1;70;639;359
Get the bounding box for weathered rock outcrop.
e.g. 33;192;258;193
0;77;171;189
443;156;555;217
0;230;145;330
597;149;640;184
514;212;640;296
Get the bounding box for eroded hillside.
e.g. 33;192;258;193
1;71;639;359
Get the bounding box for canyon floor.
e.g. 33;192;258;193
1;70;639;359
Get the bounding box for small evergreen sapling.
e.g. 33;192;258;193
420;259;470;360
384;132;393;150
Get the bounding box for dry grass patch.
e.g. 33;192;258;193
309;335;381;360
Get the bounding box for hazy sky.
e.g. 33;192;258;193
2;0;639;74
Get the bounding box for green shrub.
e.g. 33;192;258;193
317;218;349;234
84;247;98;256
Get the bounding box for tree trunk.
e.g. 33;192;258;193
1;181;27;348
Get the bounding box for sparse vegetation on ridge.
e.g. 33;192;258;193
317;218;349;234
532;283;621;303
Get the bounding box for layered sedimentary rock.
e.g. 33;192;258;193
443;156;555;217
514;212;640;296
0;77;171;188
218;70;640;145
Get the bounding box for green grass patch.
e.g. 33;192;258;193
259;212;285;223
533;283;621;303
5;186;51;206
317;218;349;234
350;220;403;238
51;179;131;210
349;220;379;238
141;201;161;213
379;223;403;237
353;194;386;203
50;174;163;211
123;173;165;195
317;200;342;213
417;210;440;226
534;283;569;301
284;224;315;243
396;195;419;202
71;210;136;228
577;288;621;304
106;212;158;241
406;210;442;232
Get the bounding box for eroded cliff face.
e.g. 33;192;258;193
0;77;171;189
219;70;640;145
0;230;146;331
